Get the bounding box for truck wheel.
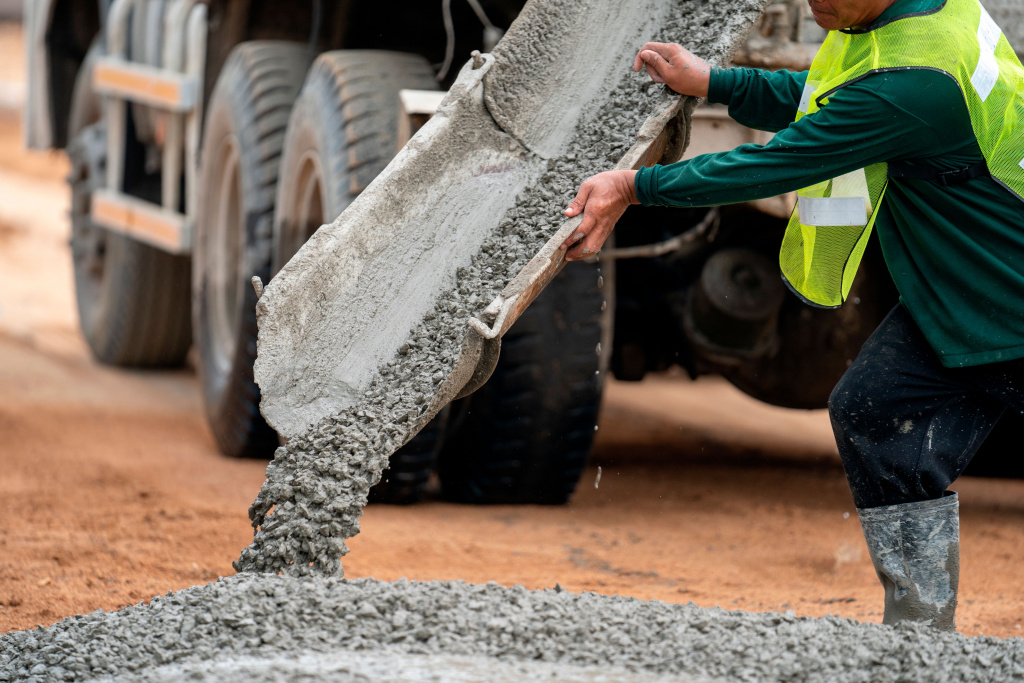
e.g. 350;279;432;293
69;44;191;367
272;50;438;271
273;50;442;503
194;42;307;458
437;264;609;505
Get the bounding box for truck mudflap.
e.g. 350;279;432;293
253;0;769;442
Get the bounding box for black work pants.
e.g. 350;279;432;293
829;304;1024;509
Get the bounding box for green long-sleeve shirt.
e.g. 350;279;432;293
635;0;1024;368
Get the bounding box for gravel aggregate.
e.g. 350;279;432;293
3;576;1023;682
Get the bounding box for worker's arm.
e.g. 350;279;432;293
708;67;808;133
559;42;715;259
635;70;975;208
631;43;806;132
563;69;980;259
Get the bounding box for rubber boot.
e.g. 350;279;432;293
857;493;959;631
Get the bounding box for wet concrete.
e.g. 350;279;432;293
3;576;1023;681
236;0;768;579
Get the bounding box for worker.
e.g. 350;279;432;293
561;0;1024;632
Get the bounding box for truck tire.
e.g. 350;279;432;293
272;50;438;272
273;50;442;503
194;42;307;458
69;43;192;367
437;264;609;505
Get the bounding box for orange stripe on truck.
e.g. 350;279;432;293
91;191;185;253
93;61;190;110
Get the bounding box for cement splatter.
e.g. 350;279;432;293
3;576;1023;681
234;0;768;578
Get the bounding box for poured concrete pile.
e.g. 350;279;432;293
3;576;1024;681
237;0;769;578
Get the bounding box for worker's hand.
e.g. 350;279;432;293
633;42;711;97
560;170;639;261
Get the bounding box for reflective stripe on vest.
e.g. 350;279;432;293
779;0;1024;309
797;197;867;227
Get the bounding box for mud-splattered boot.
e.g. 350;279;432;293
857;493;959;631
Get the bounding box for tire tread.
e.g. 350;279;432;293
437;264;608;505
196;41;307;458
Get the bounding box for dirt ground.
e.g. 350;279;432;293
1;29;1023;641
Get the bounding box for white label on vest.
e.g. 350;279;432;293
972;8;1002;102
798;196;868;227
1019;156;1024;171
798;81;817;114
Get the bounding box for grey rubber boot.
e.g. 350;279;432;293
857;493;959;631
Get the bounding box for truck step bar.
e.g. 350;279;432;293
91;189;190;254
92;57;198;112
90;0;207;254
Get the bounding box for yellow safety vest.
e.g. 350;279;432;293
780;0;1024;308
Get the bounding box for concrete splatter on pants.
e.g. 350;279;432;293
829;303;1024;509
